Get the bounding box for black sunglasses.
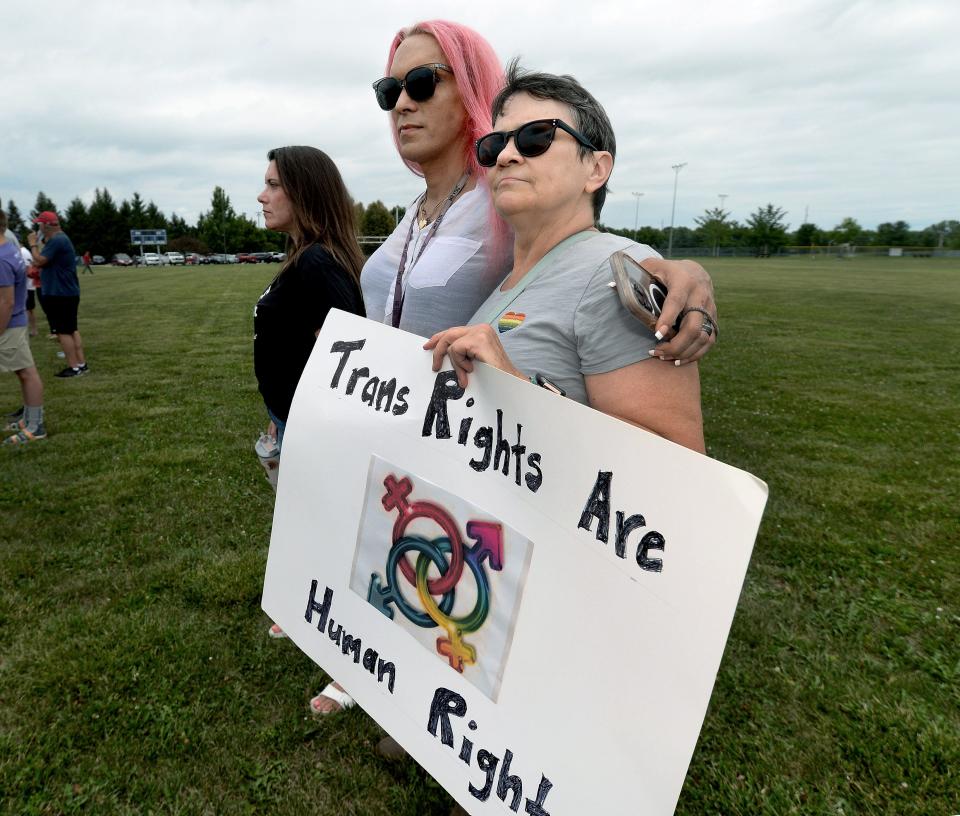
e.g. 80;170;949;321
475;118;599;167
372;63;452;111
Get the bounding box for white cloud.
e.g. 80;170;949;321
2;0;957;231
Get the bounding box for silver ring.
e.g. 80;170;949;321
683;306;718;339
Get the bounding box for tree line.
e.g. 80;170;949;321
602;206;960;255
1;189;406;258
4;189;957;258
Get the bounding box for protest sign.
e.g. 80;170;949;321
262;309;768;815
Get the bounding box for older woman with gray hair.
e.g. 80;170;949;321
426;62;705;452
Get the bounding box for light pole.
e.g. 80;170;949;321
716;195;729;257
667;162;687;258
631;192;644;236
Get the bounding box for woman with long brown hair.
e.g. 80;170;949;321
253;145;365;453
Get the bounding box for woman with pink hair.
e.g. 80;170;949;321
359;20;512;342
307;19;719;719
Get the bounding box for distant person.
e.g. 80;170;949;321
25;231;54;338
26;211;88;377
19;244;38;337
81;250;94;274
0;210;46;445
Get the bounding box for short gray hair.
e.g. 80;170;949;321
491;59;616;221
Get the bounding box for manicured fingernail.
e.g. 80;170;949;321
648;349;656;356
654;329;664;340
674;360;681;366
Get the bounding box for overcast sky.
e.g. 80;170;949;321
3;0;957;233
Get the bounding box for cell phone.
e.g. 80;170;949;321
532;372;565;397
609;251;668;333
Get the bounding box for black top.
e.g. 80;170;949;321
254;244;364;421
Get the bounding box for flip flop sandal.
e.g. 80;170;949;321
3;418;25;432
309;683;355;715
3;427;47;446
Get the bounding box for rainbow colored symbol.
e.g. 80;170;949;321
497;311;525;333
366;474;504;673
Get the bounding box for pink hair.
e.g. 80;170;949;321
384;20;512;257
385;20;504;178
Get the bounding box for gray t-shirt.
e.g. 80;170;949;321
469;232;661;405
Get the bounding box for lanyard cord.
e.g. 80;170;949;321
391;171;470;329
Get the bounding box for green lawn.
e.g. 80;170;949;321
1;258;957;815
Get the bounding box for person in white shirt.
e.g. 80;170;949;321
18;244;37;337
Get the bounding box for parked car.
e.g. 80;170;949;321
251;252;274;263
111;253;133;266
270;252;287;262
224;253;238;264
164;251;185;265
91;255;106;265
183;252;203;265
236;252;258;264
141;252;163;266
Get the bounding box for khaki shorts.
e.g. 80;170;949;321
0;326;36;372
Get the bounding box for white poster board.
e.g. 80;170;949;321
262;310;768;815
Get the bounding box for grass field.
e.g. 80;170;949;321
1;258;957;815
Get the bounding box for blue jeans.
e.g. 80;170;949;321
268;409;286;452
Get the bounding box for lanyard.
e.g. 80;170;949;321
391;172;470;328
480;229;596;326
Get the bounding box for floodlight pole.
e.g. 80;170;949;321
716;195;729;257
667;162;687;258
632;192;644;236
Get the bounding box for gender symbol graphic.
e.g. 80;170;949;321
366;474;505;673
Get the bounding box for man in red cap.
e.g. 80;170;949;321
26;211;88;377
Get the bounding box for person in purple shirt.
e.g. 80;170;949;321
0;210;46;444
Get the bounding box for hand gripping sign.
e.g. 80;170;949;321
262;310;767;815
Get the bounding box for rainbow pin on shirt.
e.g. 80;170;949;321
497;311;526;333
